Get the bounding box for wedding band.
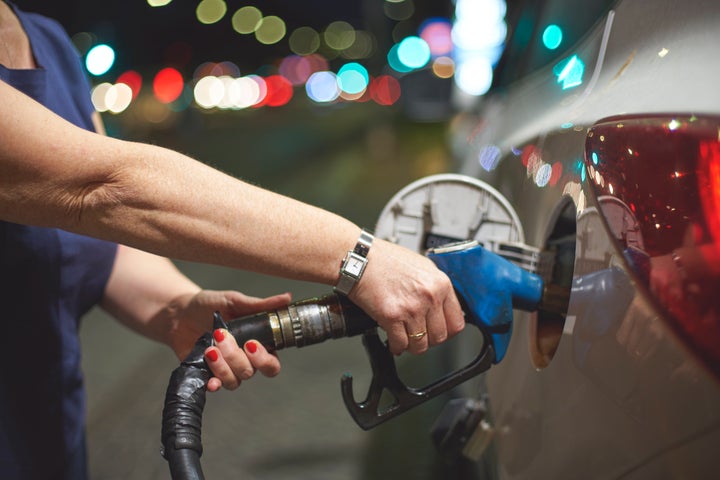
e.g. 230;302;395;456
408;331;427;340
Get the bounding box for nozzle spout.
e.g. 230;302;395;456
539;283;570;317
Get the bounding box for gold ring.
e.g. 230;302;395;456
408;331;427;340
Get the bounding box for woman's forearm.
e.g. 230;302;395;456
0;79;357;285
73;138;358;283
100;245;201;345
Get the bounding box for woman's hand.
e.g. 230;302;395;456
168;290;291;392
101;245;290;393
203;325;278;392
349;238;465;356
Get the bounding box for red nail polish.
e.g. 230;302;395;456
245;341;258;354
213;329;225;343
206;349;219;362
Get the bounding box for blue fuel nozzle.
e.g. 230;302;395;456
342;240;560;430
428;240;545;362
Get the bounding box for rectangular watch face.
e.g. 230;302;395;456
344;252;366;277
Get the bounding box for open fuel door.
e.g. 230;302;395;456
375;173;546;276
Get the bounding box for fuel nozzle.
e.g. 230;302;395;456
342;241;566;430
539;282;571;317
428;240;568;362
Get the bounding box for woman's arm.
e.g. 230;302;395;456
0;79;355;280
0;79;464;354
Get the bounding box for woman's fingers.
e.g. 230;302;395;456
222;291;292;318
242;340;281;377
205;329;280;391
405;321;430;355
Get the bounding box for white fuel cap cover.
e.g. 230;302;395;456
375;173;525;254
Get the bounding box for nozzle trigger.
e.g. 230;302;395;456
341;328;495;430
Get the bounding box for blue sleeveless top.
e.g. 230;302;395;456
0;3;118;478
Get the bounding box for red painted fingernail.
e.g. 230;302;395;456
206;349;219;362
245;341;258;354
213;329;225;343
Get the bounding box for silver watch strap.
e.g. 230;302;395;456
353;229;374;257
334;270;358;295
334;229;374;295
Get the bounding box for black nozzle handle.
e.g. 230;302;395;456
340;321;496;430
161;293;375;480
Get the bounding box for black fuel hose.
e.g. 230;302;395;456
161;293;376;480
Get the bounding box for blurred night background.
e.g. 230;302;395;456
13;0;517;478
17;0;510;229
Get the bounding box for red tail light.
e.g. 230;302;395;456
585;115;720;379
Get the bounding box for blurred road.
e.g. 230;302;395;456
79;105;485;479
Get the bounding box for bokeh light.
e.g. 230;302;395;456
542;24;563;50
193;74;275;110
147;0;172;6
232;6;262;34
397;36;431;69
196;0;227;25
231;77;262;108
342;30;376;59
216;76;237;109
339;87;367;102
263;75;293;107
431;56;454;78
85;44;115;76
455;0;506;23
535;163;552;187
478;144;501;171
549;162;563;186
300;54;330;78
337;63;369;95
289;27;320;55
554;54;585;90
419;18;453;57
306;71;340;103
455;57;493;95
384;0;414;21
153;67;184;103
370;75;401;106
106;83;133;113
248;75;268;106
279;55;315;86
116;70;142;99
453;12;506;52
521;144;538;167
387;44;413;73
452;0;507;97
255;16;286;45
324;21;356;51
194;76;224;109
91;82;112;111
91;82;133;114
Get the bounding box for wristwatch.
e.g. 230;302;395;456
334;229;374;295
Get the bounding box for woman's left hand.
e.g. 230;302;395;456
169;290;291;392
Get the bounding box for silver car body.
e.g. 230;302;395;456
451;0;720;478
